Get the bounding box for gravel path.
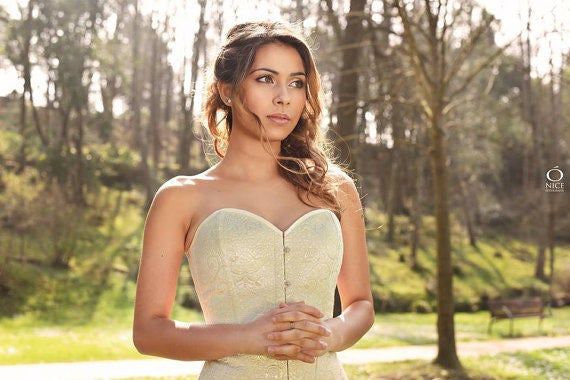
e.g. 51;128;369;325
2;335;569;379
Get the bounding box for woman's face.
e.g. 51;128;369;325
237;42;307;142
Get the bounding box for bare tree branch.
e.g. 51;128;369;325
393;0;435;103
321;0;343;42
443;14;494;90
448;31;522;100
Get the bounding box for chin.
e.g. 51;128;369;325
260;124;292;136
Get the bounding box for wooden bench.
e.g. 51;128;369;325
487;297;545;335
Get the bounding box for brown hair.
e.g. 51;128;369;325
200;20;351;219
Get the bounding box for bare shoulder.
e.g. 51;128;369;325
157;175;199;192
149;175;208;227
154;175;204;203
326;165;362;217
327;165;358;196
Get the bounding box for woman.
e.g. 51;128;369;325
133;20;374;379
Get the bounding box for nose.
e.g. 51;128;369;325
273;84;291;106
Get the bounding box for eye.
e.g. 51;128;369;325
256;75;305;89
256;75;274;84
292;79;305;88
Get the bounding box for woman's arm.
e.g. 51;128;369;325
134;317;248;360
132;178;247;361
319;174;375;352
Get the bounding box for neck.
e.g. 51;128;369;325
216;127;283;183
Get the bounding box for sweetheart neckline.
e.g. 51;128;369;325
186;207;338;255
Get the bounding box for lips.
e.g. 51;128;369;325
267;113;291;124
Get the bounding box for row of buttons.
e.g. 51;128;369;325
283;246;290;288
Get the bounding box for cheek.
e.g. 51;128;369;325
293;93;306;115
243;89;269;114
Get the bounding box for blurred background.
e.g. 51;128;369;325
0;0;569;378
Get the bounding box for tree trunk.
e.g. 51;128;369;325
149;27;164;172
386;104;405;244
458;176;477;247
73;104;87;206
163;64;174;126
335;0;366;175
21;0;48;149
130;0;152;209
546;36;563;293
17;75;27;173
177;0;206;173
430;114;461;369
410;127;424;270
520;8;548;281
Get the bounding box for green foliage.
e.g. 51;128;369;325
0;269;203;365
0;129;21;157
359;307;570;349
411;299;433;314
87;143;142;190
0;260;37;316
365;210;570;313
0;155;146;318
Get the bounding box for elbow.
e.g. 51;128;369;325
133;315;166;355
133;325;151;355
366;299;375;330
133;329;146;354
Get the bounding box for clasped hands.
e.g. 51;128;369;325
244;300;333;364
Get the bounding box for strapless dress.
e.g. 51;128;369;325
186;207;348;379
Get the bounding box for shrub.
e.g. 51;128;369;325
411;299;433;313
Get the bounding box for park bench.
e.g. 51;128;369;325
487;297;545;335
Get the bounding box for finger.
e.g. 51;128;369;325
268;343;301;357
269;328;321;343
273;314;322;328
300;349;327;357
274;301;304;311
272;318;332;337
273;301;318;315
298;337;328;351
272;310;325;325
292;320;332;337
279;301;305;306
294;352;316;363
287;338;328;352
286;338;328;351
271;352;315;364
269;328;328;343
273;303;324;319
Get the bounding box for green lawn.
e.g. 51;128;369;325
1;300;569;365
344;347;570;379
0;274;203;365
121;347;570;379
2;201;569;370
355;306;570;348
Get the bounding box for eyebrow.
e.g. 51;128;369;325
250;67;306;77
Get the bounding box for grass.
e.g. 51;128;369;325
344;347;570;379
0;273;204;365
365;212;570;314
1;273;569;366
119;347;570;379
1;182;570;371
355;306;570;348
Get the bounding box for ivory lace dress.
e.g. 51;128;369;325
186;207;348;379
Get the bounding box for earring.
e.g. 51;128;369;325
227;98;231;104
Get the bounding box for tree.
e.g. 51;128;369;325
177;0;207;173
391;0;513;369
332;0;367;175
